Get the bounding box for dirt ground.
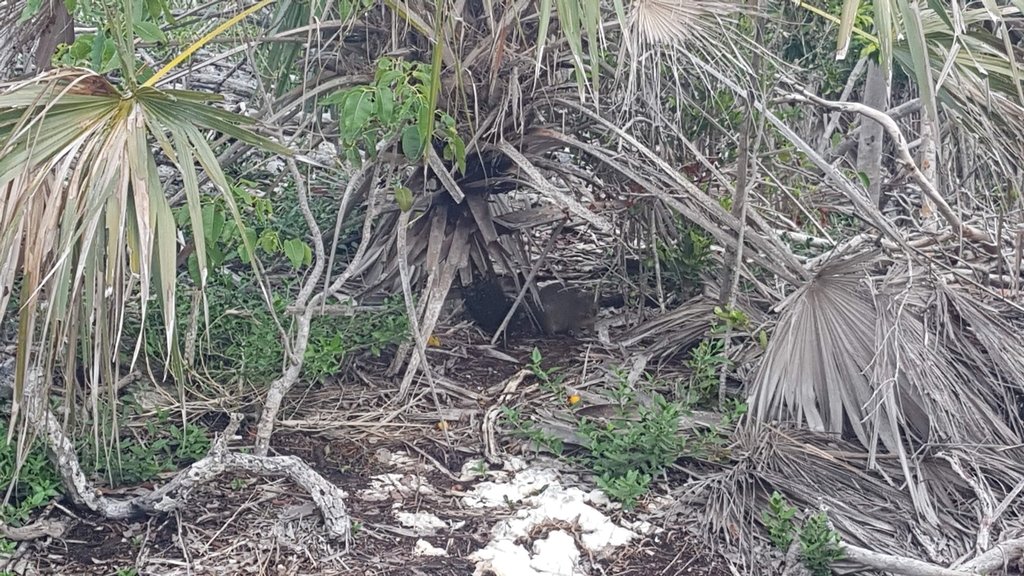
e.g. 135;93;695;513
5;328;740;576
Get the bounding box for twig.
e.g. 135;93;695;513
393;207;451;443
780;89;995;252
935;451;996;554
817;56;868;155
489;220;565;345
253;155;327;456
688;60;908;250
0;517;66;541
843;542;984;576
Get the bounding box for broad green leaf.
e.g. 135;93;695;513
378;69;405;88
345;146;362;168
378;87;394;125
143;0;163;19
338;0;354;21
365;131;380;159
259;230;280;253
133;22;167;44
448;129;466;175
416;102;432;157
206;243;225;267
340;88;369;135
283;238;307;268
395;186;414;212
90;31;108;73
186;251;201;284
236;228;258;264
401;125;423;161
319;88;350;107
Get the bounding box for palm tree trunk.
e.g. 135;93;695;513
856;59;888;210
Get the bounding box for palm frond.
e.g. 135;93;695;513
0;67;290;416
689;422;1024;562
749;250;1024;518
627;0;739;47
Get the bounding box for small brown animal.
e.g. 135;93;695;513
530;283;598;336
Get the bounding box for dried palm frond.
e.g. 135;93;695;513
687;422;1024;569
748;248;1024;520
693;423;925;549
749;250;882;436
626;0;740;48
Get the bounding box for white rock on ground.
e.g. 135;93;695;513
395;510;448;535
414;539;449;557
466;464;636;576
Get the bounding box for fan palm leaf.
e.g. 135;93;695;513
0;67;290;427
749;251;1024;519
626;0;738;47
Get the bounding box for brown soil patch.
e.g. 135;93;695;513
6;328;735;576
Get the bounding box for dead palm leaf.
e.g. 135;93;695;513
627;0;739;48
749;249;1024;520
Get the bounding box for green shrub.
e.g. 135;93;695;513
799;512;845;576
505;351;701;510
0;422;62;527
761;492;845;575
79;409;211;487
761;491;797;550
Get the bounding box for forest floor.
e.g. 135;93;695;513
7;327;740;576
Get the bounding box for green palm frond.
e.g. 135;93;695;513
0;67;291;411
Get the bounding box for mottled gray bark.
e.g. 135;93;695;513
856;60;889;209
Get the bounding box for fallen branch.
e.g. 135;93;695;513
0;518;67;541
143;414;351;546
842;540;1024;576
780;90;996;252
18;366;350;544
957;537;1024;573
